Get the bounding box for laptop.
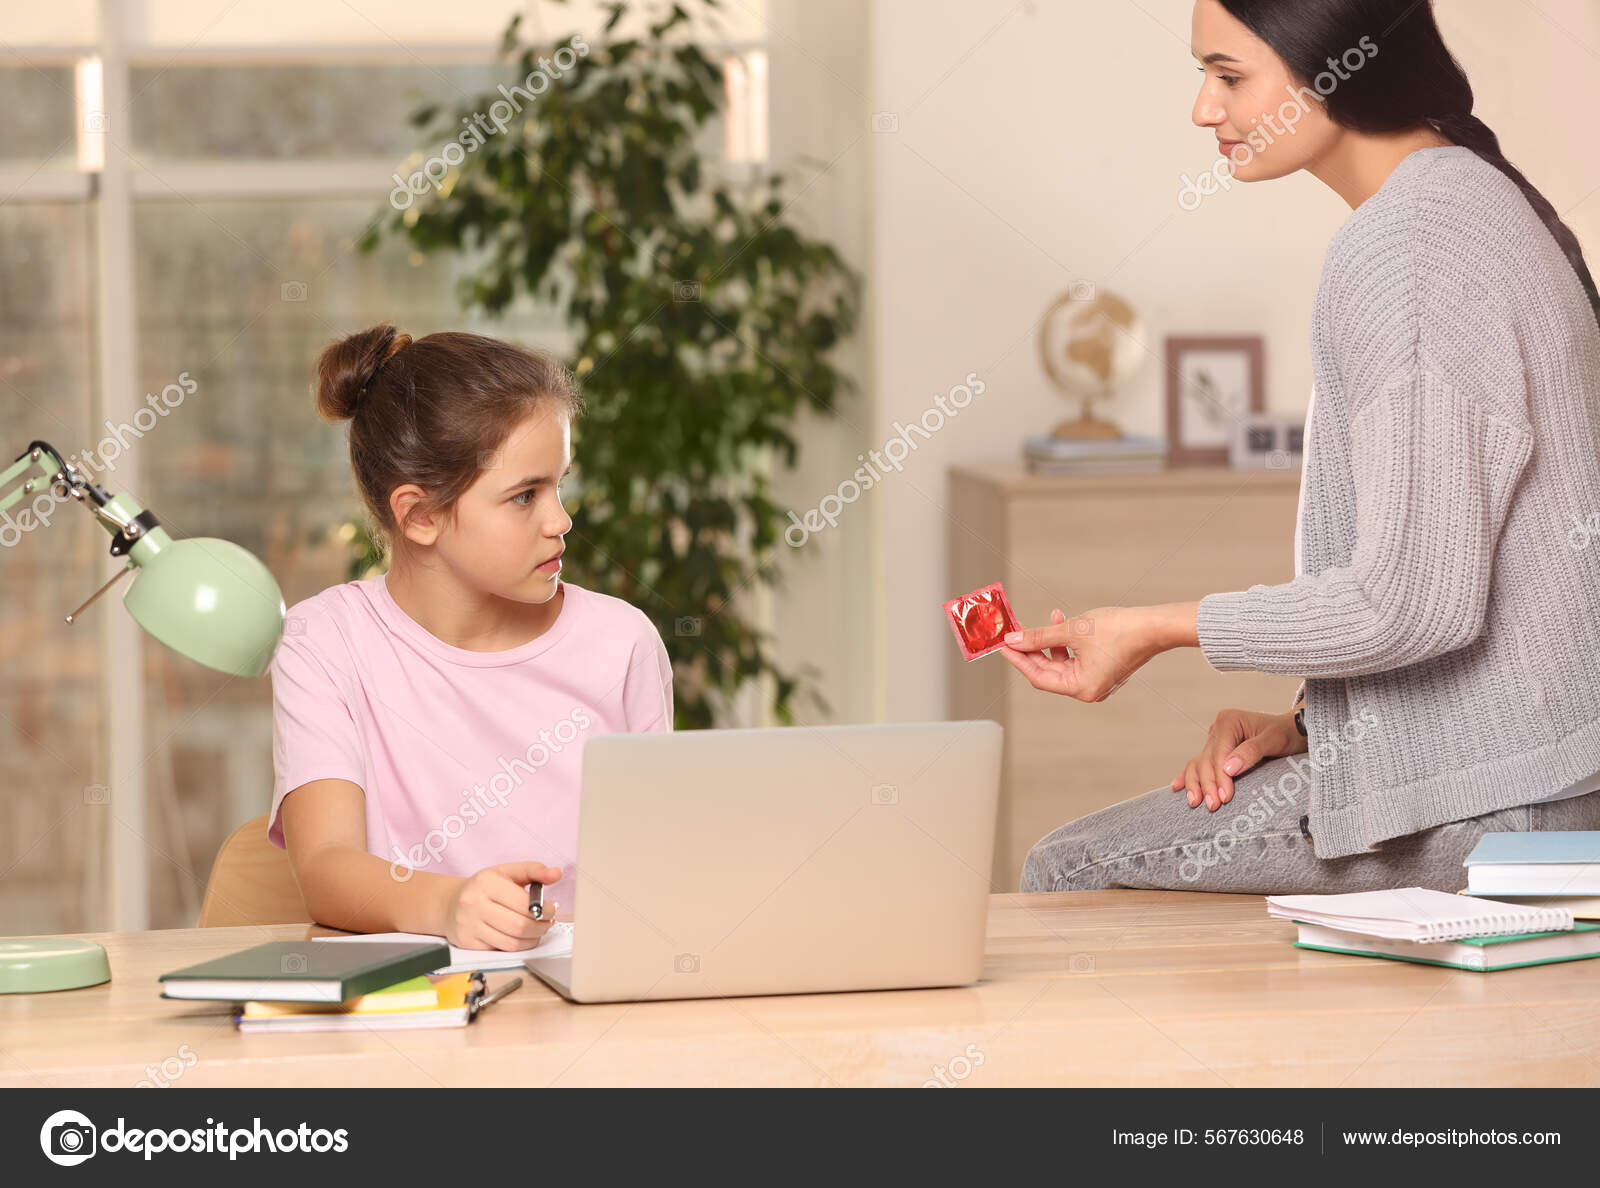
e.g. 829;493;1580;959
525;721;1002;1003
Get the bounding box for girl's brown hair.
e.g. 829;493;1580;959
313;324;582;551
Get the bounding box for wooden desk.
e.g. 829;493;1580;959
3;893;1596;1087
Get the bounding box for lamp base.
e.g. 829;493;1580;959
0;938;111;994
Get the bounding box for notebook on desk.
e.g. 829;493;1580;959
316;923;573;974
159;940;449;1002
1464;831;1600;895
1265;887;1574;941
234;970;505;1032
1266;887;1596;972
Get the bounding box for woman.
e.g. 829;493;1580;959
1009;0;1600;894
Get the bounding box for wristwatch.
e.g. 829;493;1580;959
1293;705;1307;737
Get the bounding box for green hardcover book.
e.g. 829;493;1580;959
159;940;449;1003
1292;920;1600;972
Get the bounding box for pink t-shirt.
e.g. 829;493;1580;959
268;576;673;910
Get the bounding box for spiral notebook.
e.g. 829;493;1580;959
1265;887;1573;941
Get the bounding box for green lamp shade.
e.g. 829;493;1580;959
124;536;286;677
0;938;111;993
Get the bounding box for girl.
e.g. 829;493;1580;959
1008;0;1600;893
269;324;673;950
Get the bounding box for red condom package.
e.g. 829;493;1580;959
943;581;1021;662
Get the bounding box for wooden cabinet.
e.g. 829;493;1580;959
948;464;1303;889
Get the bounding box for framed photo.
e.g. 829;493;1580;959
1163;335;1265;466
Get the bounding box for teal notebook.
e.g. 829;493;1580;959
1291;920;1600;972
159;940;449;1003
1464;831;1600;895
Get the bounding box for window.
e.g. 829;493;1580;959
1;0;766;932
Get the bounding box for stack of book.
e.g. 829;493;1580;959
1264;886;1600;971
1021;434;1166;475
1462;831;1600;917
234;971;485;1033
158;939;491;1032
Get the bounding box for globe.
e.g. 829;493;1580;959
1037;287;1148;439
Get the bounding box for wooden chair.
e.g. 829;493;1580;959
198;814;311;926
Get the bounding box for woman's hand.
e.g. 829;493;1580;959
1171;707;1308;811
442;861;562;951
1000;603;1197;703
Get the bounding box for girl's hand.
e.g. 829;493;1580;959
1000;605;1174;703
1171;707;1308;811
442;861;562;951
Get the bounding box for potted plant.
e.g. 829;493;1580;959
354;0;861;728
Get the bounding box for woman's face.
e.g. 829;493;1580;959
1189;0;1341;182
428;407;574;605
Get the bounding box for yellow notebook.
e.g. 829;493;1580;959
236;972;478;1030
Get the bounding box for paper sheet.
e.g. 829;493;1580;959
316;921;573;973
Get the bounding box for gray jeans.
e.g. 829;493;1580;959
1021;753;1600;894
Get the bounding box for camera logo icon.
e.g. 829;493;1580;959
870;783;898;806
281;952;308;974
674;616;702;637
40;1109;97;1166
672;281;701;302
674;953;700;974
280;281;308;302
870;112;899;134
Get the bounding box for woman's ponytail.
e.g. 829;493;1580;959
1428;111;1600;330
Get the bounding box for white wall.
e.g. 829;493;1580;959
766;0;880;725
853;0;1600;723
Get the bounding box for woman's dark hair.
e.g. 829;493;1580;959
1219;0;1600;330
314;324;582;550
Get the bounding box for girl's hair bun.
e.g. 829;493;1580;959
313;323;413;421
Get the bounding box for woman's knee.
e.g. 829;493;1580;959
1020;822;1098;892
1020;779;1279;893
1019;794;1169;892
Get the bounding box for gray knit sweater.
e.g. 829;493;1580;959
1196;145;1600;859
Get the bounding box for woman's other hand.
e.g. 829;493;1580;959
1170;707;1308;811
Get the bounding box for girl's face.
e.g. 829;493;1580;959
1189;0;1340;182
430;407;574;605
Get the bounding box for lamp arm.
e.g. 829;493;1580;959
0;442;72;516
3;441;160;553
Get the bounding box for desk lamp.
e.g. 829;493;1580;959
0;441;286;993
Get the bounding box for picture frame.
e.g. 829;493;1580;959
1163;335;1265;466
